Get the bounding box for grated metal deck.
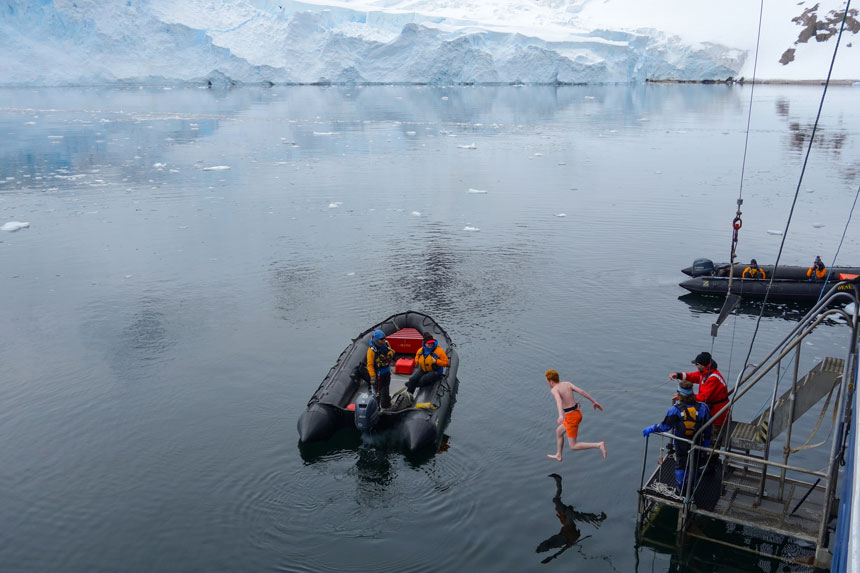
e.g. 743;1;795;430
641;457;829;543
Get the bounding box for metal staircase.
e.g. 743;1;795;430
730;357;844;451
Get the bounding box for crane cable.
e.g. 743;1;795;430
722;0;764;305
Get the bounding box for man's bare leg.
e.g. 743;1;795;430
568;438;608;459
547;425;565;461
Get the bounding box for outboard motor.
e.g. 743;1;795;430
690;258;715;277
354;392;380;432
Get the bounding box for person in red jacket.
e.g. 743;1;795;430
670;352;730;451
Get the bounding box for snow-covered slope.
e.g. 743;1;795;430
0;0;856;86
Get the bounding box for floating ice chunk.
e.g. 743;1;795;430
812;223;825;228
47;135;63;139
2;221;30;232
411;211;421;216
467;188;487;194
441;96;449;101
555;213;566;217
406;131;416;135
534;152;543;156
846;303;856;315
153;162;166;169
458;143;476;149
767;229;784;236
463;226;480;232
328;202;342;208
313;131;337;136
346;272;355;276
203;165;231;171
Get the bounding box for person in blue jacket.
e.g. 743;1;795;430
642;382;711;497
365;329;395;408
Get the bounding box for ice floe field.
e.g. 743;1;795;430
1;84;859;571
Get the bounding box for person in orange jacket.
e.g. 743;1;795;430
741;259;765;279
807;256;827;280
406;332;449;397
670;352;730;450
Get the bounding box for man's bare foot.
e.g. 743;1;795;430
547;453;562;462
599;442;607;459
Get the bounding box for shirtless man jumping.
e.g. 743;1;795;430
544;369;607;461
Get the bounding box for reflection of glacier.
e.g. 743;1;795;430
0;84;768;195
0;1;744;86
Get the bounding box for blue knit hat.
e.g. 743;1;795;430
372;329;385;341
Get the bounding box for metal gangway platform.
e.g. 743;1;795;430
636;283;860;570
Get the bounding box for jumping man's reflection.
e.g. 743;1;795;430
536;473;606;564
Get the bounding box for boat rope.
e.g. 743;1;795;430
722;0;764;309
589;377;674;394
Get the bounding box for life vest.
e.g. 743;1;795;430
675;402;703;438
416;341;445;373
371;341;394;372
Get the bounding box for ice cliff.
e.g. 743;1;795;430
0;0;854;87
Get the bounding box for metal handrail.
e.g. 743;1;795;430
646;431;829;478
692;284;857;441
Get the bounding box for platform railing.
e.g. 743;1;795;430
639;282;859;567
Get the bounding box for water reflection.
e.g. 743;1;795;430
536;473;607;564
677;293;812;322
636;514;817;572
82;294;178;379
775;96;852;162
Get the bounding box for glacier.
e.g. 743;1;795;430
0;0;856;87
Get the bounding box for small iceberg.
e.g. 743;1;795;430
328;202;342;208
457;143;477;149
203;165;231;171
411;211;421;216
812;223;825;228
467;188;487;194
463;226;480;232
2;221;30;232
555;213;566;217
767;229;784;236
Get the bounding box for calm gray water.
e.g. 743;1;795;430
1;84;859;572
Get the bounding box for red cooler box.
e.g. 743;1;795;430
387;328;423;354
394;357;415;374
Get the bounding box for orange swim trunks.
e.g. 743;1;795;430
563;409;582;438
